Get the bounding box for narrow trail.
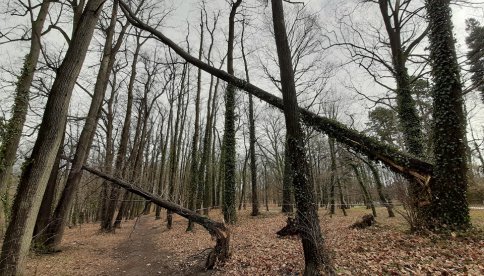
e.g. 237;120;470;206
106;215;210;276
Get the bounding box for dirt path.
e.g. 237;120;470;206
106;215;211;276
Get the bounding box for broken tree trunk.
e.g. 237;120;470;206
66;159;229;269
119;1;433;187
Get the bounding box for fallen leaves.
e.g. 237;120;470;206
24;206;484;275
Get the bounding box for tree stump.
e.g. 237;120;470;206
350;214;375;229
276;217;299;237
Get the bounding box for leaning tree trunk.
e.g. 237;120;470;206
70;162;230;269
0;0;105;274
0;0;50;226
271;0;333;274
32;129;65;249
424;0;470;230
120;0;434;191
43;1;125;250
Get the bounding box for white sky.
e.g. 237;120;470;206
0;0;483;160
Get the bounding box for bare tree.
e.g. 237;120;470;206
42;0;130;250
271;0;333;274
0;0;105;273
0;0;50;223
240;15;259;216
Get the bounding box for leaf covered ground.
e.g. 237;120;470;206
25;206;484;275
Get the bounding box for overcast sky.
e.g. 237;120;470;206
0;0;483;155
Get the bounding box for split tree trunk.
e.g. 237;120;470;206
240;18;259;216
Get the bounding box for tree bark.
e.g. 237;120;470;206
221;0;242;225
282;138;294;213
424;0;470;230
187;12;204;231
0;0;105;273
0;0;50;228
44;1;126;250
32;130;65;249
271;0;333;274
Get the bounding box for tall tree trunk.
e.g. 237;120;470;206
187;12;204;231
222;0;242;224
271;1;333;274
200;12;221;217
238;153;249;210
425;0;470;230
167;65;187;229
0;0;50;225
155;97;173;219
0;0;105;273
44;2;125;250
328;138;337;216
99;66;118;226
102;39;140;230
240;17;259;216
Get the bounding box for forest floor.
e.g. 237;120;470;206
25;206;484;275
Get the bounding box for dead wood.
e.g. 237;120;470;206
350;214;376;229
276;217;299;237
62;157;229;269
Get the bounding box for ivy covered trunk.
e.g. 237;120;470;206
282;139;294;213
424;0;470;230
271;0;333;274
222;0;242;225
378;0;426;224
0;0;50;222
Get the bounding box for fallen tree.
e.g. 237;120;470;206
119;1;433;187
65;159;229;269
